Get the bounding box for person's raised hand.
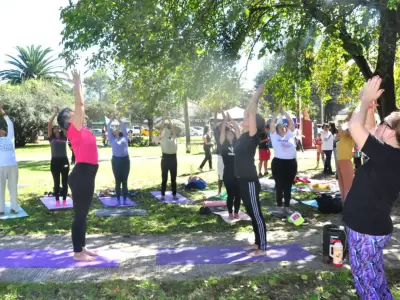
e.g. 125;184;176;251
71;69;81;86
254;84;265;100
278;103;283;113
361;76;384;105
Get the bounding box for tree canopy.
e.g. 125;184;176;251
61;0;400;119
0;80;73;147
0;45;66;85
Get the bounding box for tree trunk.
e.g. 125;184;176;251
374;3;398;118
148;116;154;145
183;98;191;153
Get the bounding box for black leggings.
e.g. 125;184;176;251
68;163;98;253
161;153;177;196
51;157;70;200
224;175;240;214
111;156;130;200
323;150;333;173
200;146;212;169
271;158;298;207
240;179;267;251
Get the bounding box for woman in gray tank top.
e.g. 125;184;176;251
48;107;70;204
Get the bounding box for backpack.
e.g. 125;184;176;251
199;207;212;215
316;194;342;214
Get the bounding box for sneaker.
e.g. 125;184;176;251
258;173;263;178
198;168;203;172
284;207;294;215
277;206;285;215
172;195;178;200
56;200;60;207
63;200;68;206
264;172;269;176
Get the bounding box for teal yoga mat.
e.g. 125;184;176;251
0;204;28;220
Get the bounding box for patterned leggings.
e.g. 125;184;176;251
347;227;393;300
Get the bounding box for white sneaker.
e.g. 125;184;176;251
285;207;294;215
198;168;203;172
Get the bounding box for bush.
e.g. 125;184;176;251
0;80;73;147
132;136;149;147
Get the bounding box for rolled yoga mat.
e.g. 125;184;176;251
0;248;118;268
95;209;148;217
150;191;194;204
97;195;137;208
156;244;312;265
0;204;28;220
40;196;73;210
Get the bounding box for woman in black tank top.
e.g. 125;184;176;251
48;106;70;204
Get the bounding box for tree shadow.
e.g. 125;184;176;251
18;161;51;172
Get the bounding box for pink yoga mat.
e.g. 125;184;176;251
0;248;118;268
156;244;312;265
150;191;194;204
203;200;227;207
212;210;251;223
40;197;73;210
98;196;137;207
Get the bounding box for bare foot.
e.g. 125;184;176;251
248;249;269;257
74;252;96;261
10;209;18;214
234;213;239;219
228;213;234;220
245;244;258;250
83;247;99;257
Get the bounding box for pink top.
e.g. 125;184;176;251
67;123;98;165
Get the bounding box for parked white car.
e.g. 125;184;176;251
190;127;203;136
128;126;142;136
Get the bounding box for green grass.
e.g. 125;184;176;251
3;142;324;235
2;269;400;299
15;140;205;161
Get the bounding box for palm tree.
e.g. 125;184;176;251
0;45;65;84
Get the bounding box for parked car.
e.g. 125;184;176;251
128;126;142;136
91;129;103;136
192;126;204;132
190;127;203;136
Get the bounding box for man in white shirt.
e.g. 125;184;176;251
294;124;305;152
321;124;334;175
0;105;19;215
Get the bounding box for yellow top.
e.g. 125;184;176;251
337;129;354;160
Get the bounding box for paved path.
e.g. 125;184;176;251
1;220;400;283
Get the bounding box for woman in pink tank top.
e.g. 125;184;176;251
57;70;99;262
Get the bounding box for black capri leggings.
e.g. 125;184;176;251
224;175;241;214
51;156;70;200
68;163;98;253
271;158;298;207
200;146;212;169
111;155;130;201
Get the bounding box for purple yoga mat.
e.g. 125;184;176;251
40;196;73;210
98;196;137;207
150;191;194;204
0;248;118;268
156;244;312;265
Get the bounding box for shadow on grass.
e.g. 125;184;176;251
16;143;50;150
18;161;51;172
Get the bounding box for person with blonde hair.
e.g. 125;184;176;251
344;76;400;299
336;112;354;202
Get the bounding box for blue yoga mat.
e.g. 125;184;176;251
301;200;318;208
0;204;28;220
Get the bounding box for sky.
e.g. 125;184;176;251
0;0;263;89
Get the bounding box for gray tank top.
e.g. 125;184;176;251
49;136;67;158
